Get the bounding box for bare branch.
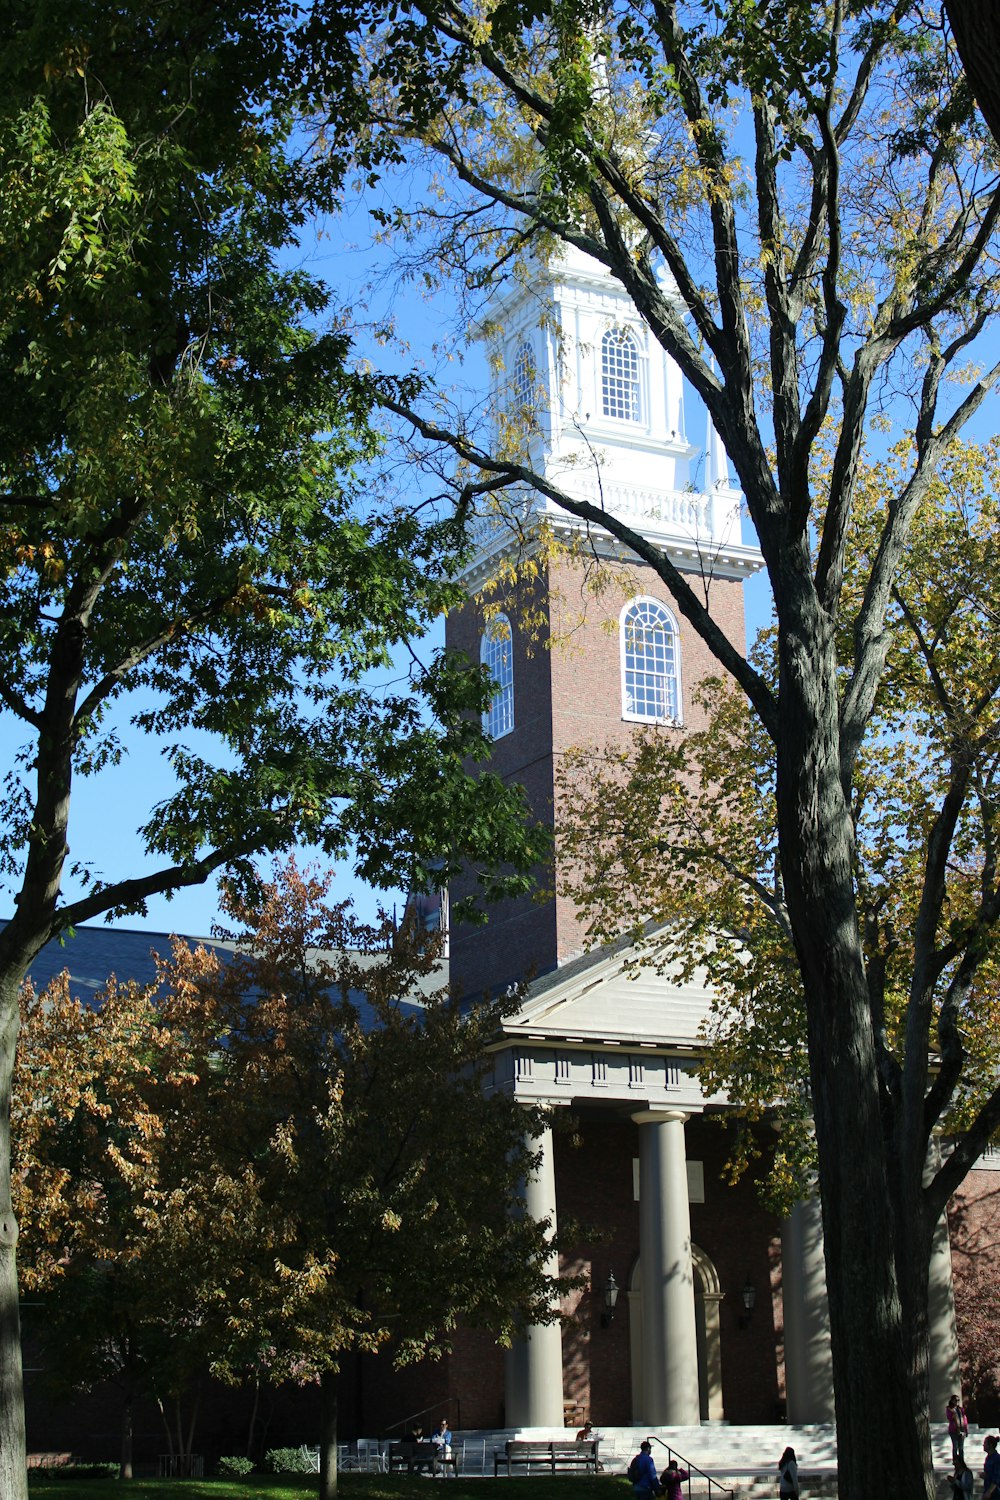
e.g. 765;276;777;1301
382;393;779;736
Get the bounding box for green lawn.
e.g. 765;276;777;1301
26;1475;622;1500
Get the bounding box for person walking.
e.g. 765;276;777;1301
951;1456;974;1500
948;1396;969;1464
778;1447;799;1500
629;1441;661;1497
660;1458;689;1500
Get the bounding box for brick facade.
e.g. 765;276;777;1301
447;552;747;999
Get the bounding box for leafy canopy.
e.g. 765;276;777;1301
14;861;572;1408
0;0;547;949
292;5;1000;1493
559;438;1000;1201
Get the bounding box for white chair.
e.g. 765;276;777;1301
357;1438;388;1473
463;1437;487;1476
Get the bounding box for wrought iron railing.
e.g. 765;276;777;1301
644;1432;736;1500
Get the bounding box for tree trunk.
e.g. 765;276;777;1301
120;1392;134;1480
319;1369;339;1500
156;1392;175;1463
246;1373;262;1459
183;1385;201;1468
0;973;28;1500
944;1;1000;149
775;597;933;1500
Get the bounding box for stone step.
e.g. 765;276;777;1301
418;1424;981;1481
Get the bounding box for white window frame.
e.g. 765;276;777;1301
511;338;537;414
600;325;645;424
620;597;682;724
481;614;514;739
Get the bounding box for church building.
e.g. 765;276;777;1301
17;245;998;1461
344;242;996;1440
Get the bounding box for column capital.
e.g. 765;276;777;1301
631;1108;690;1126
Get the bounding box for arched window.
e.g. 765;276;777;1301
620;598;681;723
481;614;514;738
601;326;643;423
511;339;537;414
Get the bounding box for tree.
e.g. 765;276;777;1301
14;862;572;1498
13;970;218;1476
303;4;1000;1496
159;863;571;1500
558;437;1000;1199
0;3;547;1492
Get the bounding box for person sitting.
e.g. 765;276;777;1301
431;1419;453;1474
576;1420;602;1470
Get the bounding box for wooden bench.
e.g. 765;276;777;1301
494;1439;601;1476
389;1442;458;1475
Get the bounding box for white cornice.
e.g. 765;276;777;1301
456;518;763;591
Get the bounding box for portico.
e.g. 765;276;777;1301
490;945;963;1433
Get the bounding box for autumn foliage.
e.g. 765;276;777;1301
13;862;566;1479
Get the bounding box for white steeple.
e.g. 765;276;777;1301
705;405;731;491
472;243;758;582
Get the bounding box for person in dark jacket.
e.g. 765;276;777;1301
660;1458;689;1500
630;1441;660;1497
778;1447;799;1500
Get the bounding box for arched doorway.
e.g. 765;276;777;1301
626;1246;725;1422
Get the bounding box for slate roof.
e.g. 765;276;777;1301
19;922;228;1000
9;922;435;1022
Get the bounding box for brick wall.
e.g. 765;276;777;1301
447;553;749;996
22;1360;322;1468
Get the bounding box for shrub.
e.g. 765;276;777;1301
218;1456;255;1477
264;1447;315;1474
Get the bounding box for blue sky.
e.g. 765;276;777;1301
0;189;776;942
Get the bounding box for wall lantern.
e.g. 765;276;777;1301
739;1276;756;1329
601;1270;620;1327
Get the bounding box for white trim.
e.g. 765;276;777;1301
599;325;646;426
481;614;514;739
619;596;683;725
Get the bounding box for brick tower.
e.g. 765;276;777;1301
446;246;760;1001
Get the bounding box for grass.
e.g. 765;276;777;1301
26;1474;623;1500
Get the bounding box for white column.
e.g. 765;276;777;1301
697;1289;725;1421
925;1141;962;1413
782;1189;834;1423
505;1117;565;1428
928;1210;962;1413
665;353;684;442
632;1109;700;1425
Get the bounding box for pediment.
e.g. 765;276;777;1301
501;936;715;1049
